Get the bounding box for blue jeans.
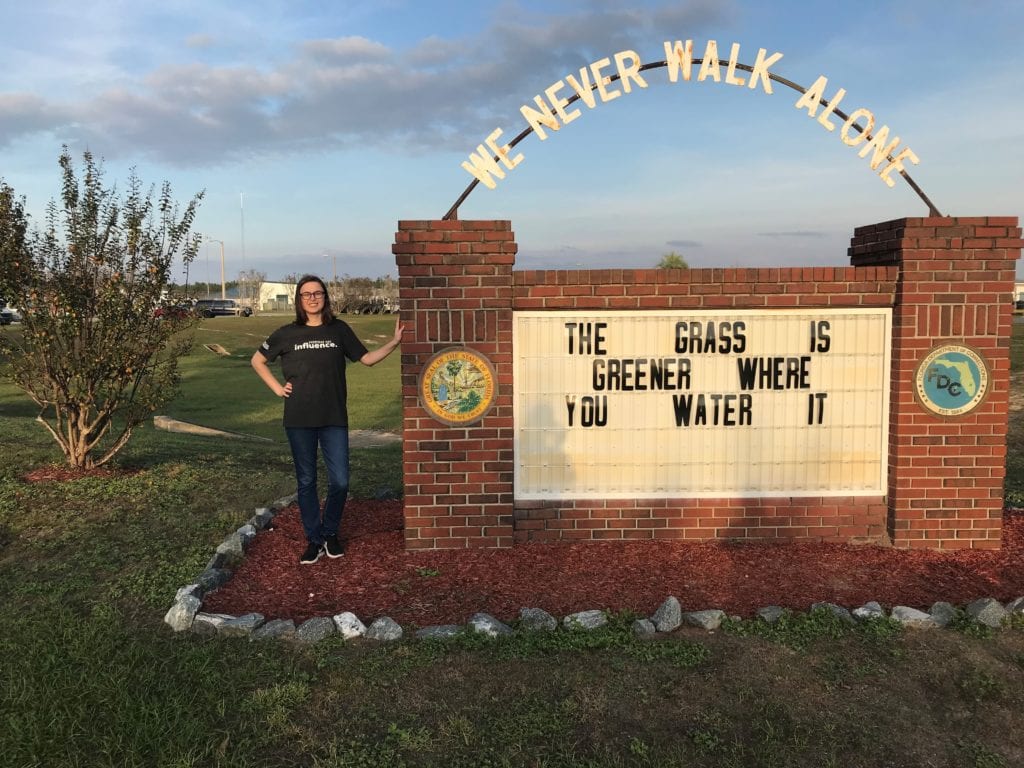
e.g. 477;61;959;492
285;426;349;545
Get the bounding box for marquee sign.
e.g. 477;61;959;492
448;39;939;219
914;344;990;417
419;347;498;426
513;308;892;499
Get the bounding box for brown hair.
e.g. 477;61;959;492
294;275;335;325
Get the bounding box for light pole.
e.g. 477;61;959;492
206;238;226;299
323;252;338;302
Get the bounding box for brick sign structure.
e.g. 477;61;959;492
394;216;1021;551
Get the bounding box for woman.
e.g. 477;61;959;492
251;275;404;564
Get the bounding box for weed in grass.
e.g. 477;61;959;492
959;668;1005;704
624;638;710;668
957;739;1008;768
722;607;852;650
950;610;996;639
313;736;408;768
439;713;476;749
240;680;312;739
627;735;651;759
688;712;729;757
386;721;435;751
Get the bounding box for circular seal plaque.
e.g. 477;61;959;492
419;347;497;425
914;343;990;417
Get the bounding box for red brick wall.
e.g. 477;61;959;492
394;220;516;549
850;216;1022;549
395;217;1019;550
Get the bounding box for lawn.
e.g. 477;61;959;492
0;315;1022;767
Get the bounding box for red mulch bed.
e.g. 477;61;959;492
201;501;1024;626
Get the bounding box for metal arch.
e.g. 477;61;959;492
443;59;942;220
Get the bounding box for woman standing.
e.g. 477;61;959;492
251;275;404;564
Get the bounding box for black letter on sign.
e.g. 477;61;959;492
580;395;608;427
566;395;576;426
809;320;831;353
807;392;828;424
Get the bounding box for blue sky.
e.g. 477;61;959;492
1;0;1021;283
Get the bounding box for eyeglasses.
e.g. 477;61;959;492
299;291;325;300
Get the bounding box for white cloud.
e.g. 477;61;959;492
0;1;730;166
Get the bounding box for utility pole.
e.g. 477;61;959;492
239;192;246;306
207;238;226;299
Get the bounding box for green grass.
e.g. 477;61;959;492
1;317;1023;767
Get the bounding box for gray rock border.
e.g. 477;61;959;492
165;498;1024;645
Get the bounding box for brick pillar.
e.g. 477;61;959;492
850;217;1021;549
393;220;516;549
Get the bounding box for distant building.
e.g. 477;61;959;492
259;282;297;312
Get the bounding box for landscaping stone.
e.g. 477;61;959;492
415;625;462;639
563;609;607;631
757;606;789;624
928;601;958;628
174;584;202;602
633;618;656;636
196;567;232;593
249;508;276;530
192;612;236;636
237;524;257;547
683;610;726;631
366;616;404;641
205;552;228;571
164;594;201;632
216;532;246;560
1007;597;1024;615
333;612;367;639
469;612;513;637
852;601;886;621
295;616;336;644
891;606;937;629
811;602;855;624
220;613;265;638
651;596;682;632
519;607;557;631
251;619;296;641
965;598;1008;628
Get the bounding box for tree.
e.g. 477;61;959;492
0;148;203;469
237;268;266;313
657;251;689;269
340;276;374;312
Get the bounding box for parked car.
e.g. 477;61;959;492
154;302;194;320
194;299;252;318
0;309;11;326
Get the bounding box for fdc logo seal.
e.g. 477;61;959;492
914;344;990;417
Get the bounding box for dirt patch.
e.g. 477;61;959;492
201;500;1024;626
349;430;401;448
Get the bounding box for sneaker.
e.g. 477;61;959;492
299;542;323;565
324;535;346;559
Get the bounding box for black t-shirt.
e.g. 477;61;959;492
258;320;368;428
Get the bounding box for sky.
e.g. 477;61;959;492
1;0;1022;284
